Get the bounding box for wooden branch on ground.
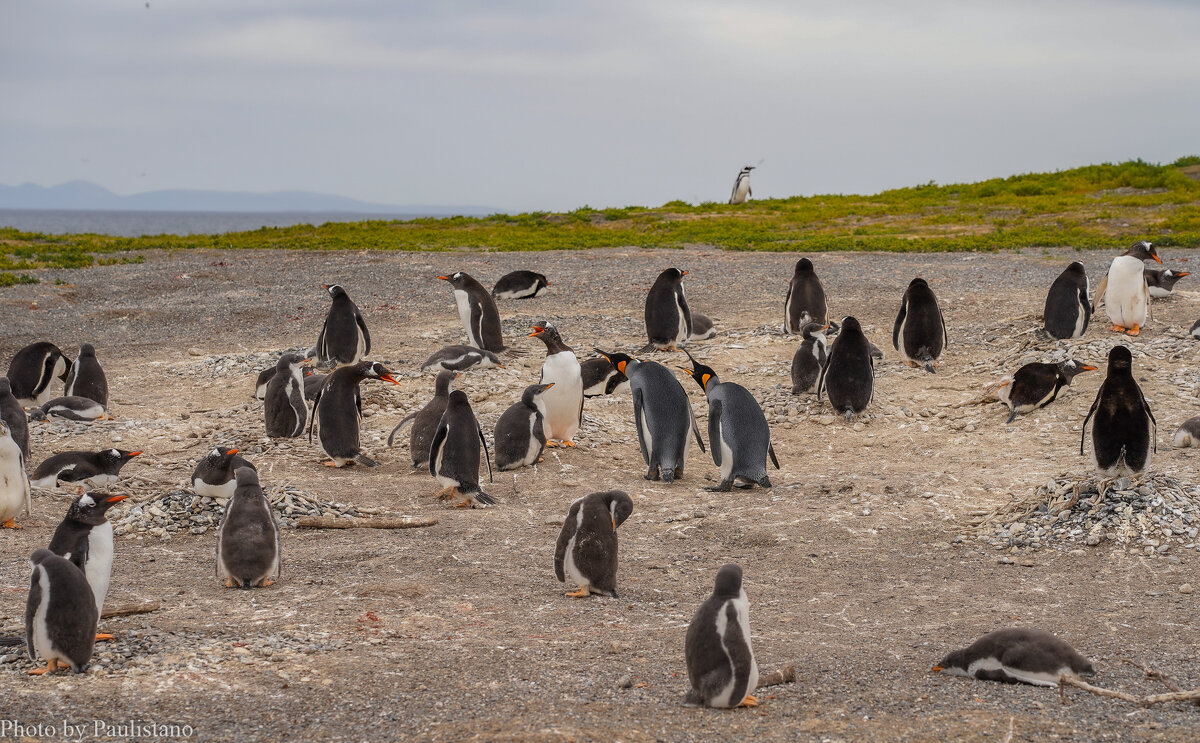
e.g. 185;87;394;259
1059;673;1200;706
1126;659;1200;707
756;665;796;689
101;600;161;619
297;515;438;530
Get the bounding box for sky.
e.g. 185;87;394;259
2;0;1199;213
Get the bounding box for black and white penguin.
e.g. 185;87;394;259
6;341;69;408
63;343;107;408
642;268;692;352
27;396;108;422
893;277;948;373
818;316;875;421
30;449;141;491
304;371;326;401
1042;261;1091;340
684;563;758;708
492;270;549;300
594;350;705;482
313;284;371;367
420;345;502;373
553;490;633;598
934;628;1094;687
0;419;31;529
494;383;555;471
783;258;827;334
429;390;495;507
388;370;455;468
264;352;310;438
438;272;506;352
309;361;400;467
1093;240;1161;336
191;447;254;499
1081;345;1156;475
729;166;754;205
681;353;779;491
529;323;583;447
1173;417;1200;448
47;492;127;619
1145;268;1189;298
580;357;628;398
0;377;30;457
689;312;717;341
254;366;275;400
1191;318;1200;340
790;321;829;394
215;467;281;589
24;549;97;675
991;359;1096;424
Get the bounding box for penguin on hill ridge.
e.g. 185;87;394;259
388;371;456;468
934;628;1094;687
30;449;140;492
420;345;502;373
264;353;310;438
438;272;507;352
1144;268;1189;298
1081;345;1155;475
1173;416;1200;448
818;316;875;421
990;359;1096;424
494;383;555;471
492;270;549;300
783;258;827;334
429;390;495;508
685;563;759;708
309;361;400;467
0;377;30;457
791;321;829;394
529;323;584;447
689;312;717;341
0;419;31;529
28;396;108;422
47;492;127;621
314;284;371;367
1042;262;1091;340
191;447;254;499
893;278;948;373
642;268;692;352
25;549;97;675
580;357;628;398
729;166;754;205
215;467;281;589
554;490;633;598
6;342;70;408
1093;240;1161;336
63;343;108;408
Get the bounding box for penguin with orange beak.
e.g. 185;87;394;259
990;359;1097;424
30;449;140;492
309;361;400;467
48;492;128;622
1093;240;1161;336
438;272;507;352
1144;267;1189;298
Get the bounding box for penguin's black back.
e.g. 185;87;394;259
1009;362;1064;408
319;288;369;364
940;628;1094;679
6;342;66;402
219;471;279;587
494;386;546;470
26;549;97;670
432;391;483;490
785;258;827;331
492;270;548;298
314;366;365;458
822;318;873;416
0;378;29;457
1089;348;1153;472
1043;262;1090;339
894;278;946;363
644;269;690;345
685;564;752;706
64;344;107;408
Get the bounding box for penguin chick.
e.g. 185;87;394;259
0;377;30;458
1172;416;1200;448
1081;345;1156;475
30;449;141;491
254;366;275;400
685;564;759;708
388;371;455;468
581;357;628;398
191;447;254;499
25;549;97;675
1145;268;1189;298
304;371;326;401
492;270;549;300
689;312;717;341
429;390;496;507
309;361;401;467
992;359;1096;424
420;345;502;373
893;277;948;373
314;284;371;367
28;396;108;422
264;352;311;438
790;321;830;394
438;272;507;352
642;268;692;352
0;419;31;529
494;383;555;471
553;490;633;598
48;492;128;615
6;342;70;408
934;628;1094;687
215;468;281;589
63;343;108;408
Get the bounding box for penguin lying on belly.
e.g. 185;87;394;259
989;359;1096;424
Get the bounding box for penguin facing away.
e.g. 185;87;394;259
438;272;507;352
893;277;948;373
934;628;1094;687
263;352;311;438
991;359;1096;424
191;447;254;499
1093;240;1161;336
309;361;401;467
28;396;108;422
215;467;281;589
0;419;31;528
429;390;496;507
492;270;549;300
1081;345;1156;475
314;284;371;367
729;166;754;205
47;492;127;618
580;357;628;398
6;342;69;408
0;377;30;457
63;343;108;408
1144;268;1189;298
642;268;692;352
685;563;759;708
554;490;633;598
494;383;555;471
1042;261;1091;340
529;322;584;446
791;321;830;394
31;449;141;492
783;258;828;334
388;371;456;468
25;549;97;675
420;345;502;373
818;316;875;421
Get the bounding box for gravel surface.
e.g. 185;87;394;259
1;246;1198;742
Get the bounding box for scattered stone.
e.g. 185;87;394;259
617;675;633;689
1181;584;1194;595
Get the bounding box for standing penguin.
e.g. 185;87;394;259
530;323;584;447
191;447;254;499
783;258;827;334
308;361;400;467
30;449;140;491
313;284;371;367
684;563;758;708
554;490;633;598
494;383;555;471
1082;345;1156;475
1093;241;1161;336
934;628;1094;687
1042;262;1092;339
790;322;830;394
264;353;310;438
215;467;281;589
991;359;1096;424
438;272;506;352
429;390;496;507
6;341;69;407
388;371;456;468
581;357;628;398
893;278;948;373
594;350;705;483
818;316;875;421
492;270;549;300
729;166;754;205
681;353;779;491
1144;268;1189;298
24;549;97;675
0;378;30;458
0;420;31;528
63;343;107;408
47;492;127;619
643;268;692;352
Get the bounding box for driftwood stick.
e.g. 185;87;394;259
102;600;161;619
1059;674;1200;706
1125;659;1200;706
297;515;438;530
755;665;797;689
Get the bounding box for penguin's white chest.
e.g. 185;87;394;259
717;420;735;479
0;439;29;522
30;567;54;660
563;509;588;588
194;477;236;499
675;290;689;343
85;521;114;611
540;352;583;440
711;592;757;707
453;290;477;345
1105;256;1148;327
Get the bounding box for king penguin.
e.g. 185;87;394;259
642;268;692;352
31;449;140;492
0;377;30;457
530;323;584;447
438;272;507;352
1082;345;1156;475
553;490;633;598
24;549;97;674
818;316;875;421
494;382;555;471
388;371;456;468
783;258;827;334
790;321;830;394
1042;262;1092;339
47;492;127;621
893;278;948;372
191;447;254;499
429;390;496;507
314;284;371;367
309;361;400;467
1093;240;1161;336
492;270;549;300
1144;268;1189;298
685;563;759;708
0;419;31;529
264;352;310;438
63;343;108;408
934;628;1094;687
215;467;281;589
6;341;69;407
729;166;754;205
991;359;1096;424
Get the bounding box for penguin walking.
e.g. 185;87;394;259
309;361;400;467
729;166;754;205
554;490;633;598
681;353;779;491
530;323;584;447
1144;268;1189;298
1081;345;1155;475
934;628;1094;687
492;270;549;300
1093;241;1161;336
215;467;281;589
47;492;127;623
429;390;496;507
1173;417;1200;448
581;357;628;398
264;353;310;438
314;284;371;366
191;447;254;498
420;345;502;373
1042;262;1092;339
63;343;107;408
783;258;827;333
689;312;717;341
990;360;1096;424
388;371;455;468
28;396;108;422
818;316;875;421
893;278;948;372
790;322;830;394
438;272;506;352
0;420;31;529
24;549;97;675
6;342;69;407
685;564;759;708
0;378;30;457
643;268;692;352
595;350;704;483
30;449;140;491
494;383;555;471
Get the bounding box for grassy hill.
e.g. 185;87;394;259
1;157;1198;284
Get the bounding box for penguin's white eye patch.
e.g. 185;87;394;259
109;449;120;457
211;448;221;457
79;495;95;507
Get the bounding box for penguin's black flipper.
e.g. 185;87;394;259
709;399;723;469
387;412;417;447
478;425;493;483
782;285;793;333
307;387;323;444
354;389;362;419
632;388;651;465
1080;388;1103;455
355;310;372;356
429;420;449;478
690;404;706;454
553;500;580;583
1139;386;1157;453
768;443;780;469
315;314;330;362
892;295;907;351
676;285;693;339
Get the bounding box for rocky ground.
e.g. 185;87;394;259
0;245;1198;742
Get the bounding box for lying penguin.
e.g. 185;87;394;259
934;628;1094;687
191;447;254;499
989;359;1096;424
1144;268;1189;298
420;345;502;373
28;396;108;422
30;449;141;492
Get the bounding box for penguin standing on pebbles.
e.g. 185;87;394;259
530;323;584;447
1042;262;1092;340
309;361;400;467
1144;268;1189;298
1081;345;1155;475
439;272;507;352
388;371;455;468
893;278;948;372
215;467;281;589
642;268;692;352
63;343;107;408
429;390;495;507
1191;319;1200;340
819;316;875;421
31;449;140;492
581;357;628;398
191;447;254;499
791;322;830;394
6;342;70;408
492;270;549;300
314;284;371;367
0;420;31;529
934;628;1094;687
24;549;97;675
554;490;633;598
420;345;502;373
264;353;310;438
48;492;127;619
783;258;827;334
685;563;759;708
28;397;108;422
1093;241;1160;336
991;359;1096;424
494;383;554;471
0;378;30;457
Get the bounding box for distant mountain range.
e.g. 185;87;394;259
0;180;493;216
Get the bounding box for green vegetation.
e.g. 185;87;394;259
0;272;39;287
2;158;1198;275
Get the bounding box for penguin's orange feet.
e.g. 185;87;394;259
545;441;559;448
1;518;19;529
323;461;339;468
434;487;456;500
1110;324;1126;332
566;587;590;598
95;633;115;642
1126;324;1141;336
225;577;235;588
262;578;275;587
739;695;760;708
453;497;473;509
562;440;577;448
28;659;61;675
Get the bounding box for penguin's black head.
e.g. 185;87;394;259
437;272;469;287
1107;345;1133;372
907;277;929;290
1066;261;1085;274
1058;359;1097;381
275;352;311;373
359;361;401;385
712;563;743;598
593;349;633;376
800;321;829;341
1123;240;1162;264
932;648;967;674
679;350;719;392
206;446;240;465
0;377;10;397
522;382;555;405
796;257;813;272
322;284;347;298
660;268;688;283
78;343;96;358
535;273;550;289
66;492;128;525
29;548;57;568
840;316;863;334
603;490;633;530
99;448;140;469
434;370;457;394
528;322;563;343
234;466;260;488
447;389;471;409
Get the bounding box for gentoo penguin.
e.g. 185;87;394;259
215;467;281;589
729;166;754;205
684;563;758;708
30;449;140;491
934;628;1094;687
1191;318;1200;339
1093;240;1161;336
553;490;633;598
790;321;829;394
24;549;97;675
27;396;108;422
388;370;455;468
893;277;948;373
492;270;549;299
304;371;326;401
0;377;30;457
1042;262;1091;340
689;312;717;341
1145;268;1189;298
254;367;274;400
47;492;127;618
309;361;400;467
1081;345;1156;475
580;357;628;398
256;361;318;400
438;272;506;352
429;390;495;507
783;258;827;334
681;353;779;491
530;323;584;447
594;350;705;482
642;268;692;352
191;447;254;499
6;341;69;407
313;284;371;366
264;353;310;438
1173;417;1200;448
63;343;107;408
420;345;502;373
818;316;875;421
991;359;1096;424
494;383;555;471
0;419;31;528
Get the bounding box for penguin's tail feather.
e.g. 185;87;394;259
387;413;417;447
843;408;855;423
354;454;379;468
923;360;936;374
1006;408;1018;425
474;490;497;506
0;635;23;646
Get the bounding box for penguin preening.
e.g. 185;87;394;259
1081;345;1156;475
439;272;507;353
729;166;754;205
429;390;495;507
47;492;127;618
783;258;827;334
580;357;628;398
420;345;502;373
264;353;311;438
893;278;948;373
388;371;456;468
28;396;108;422
6;342;69;408
791;321;830;394
1173;417;1200;448
934;628;1094;687
492;270;549;300
215;467;281;589
529;323;583;447
553;490;633;598
63;343;107;408
991;359;1096;424
191;447;254;499
314;284;371;367
1144;268;1189;298
0;377;30;458
1042;262;1091;340
25;549;97;675
1093;240;1161;336
0;419;31;529
818;316;875;421
642;268;692;352
30;449;141;492
684;563;758;708
308;361;400;467
688;312;717;341
494;383;555;471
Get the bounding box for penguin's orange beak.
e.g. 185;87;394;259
529;326;545;337
931;666;944;673
226;449;239;456
1178;272;1190;277
437;275;451;281
543;382;555;389
681;270;689;276
453;373;460;378
321;283;330;290
1152;253;1162;264
381;374;400;385
677;367;693;376
496;363;506;369
105;495;128;504
128;451;142;457
1081;365;1097;371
